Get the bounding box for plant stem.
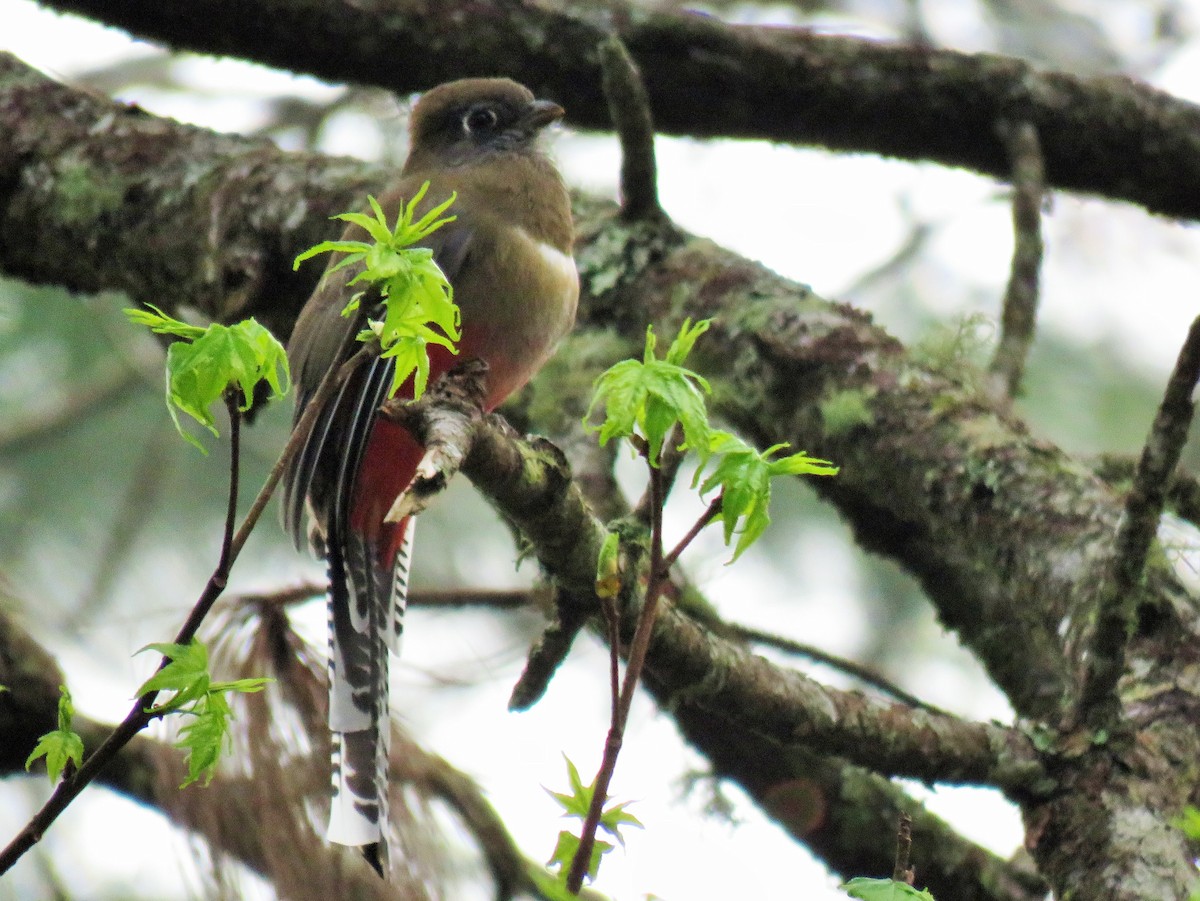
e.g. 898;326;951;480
566;464;669;893
660;494;722;573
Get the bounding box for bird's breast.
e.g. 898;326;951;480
454;223;578;407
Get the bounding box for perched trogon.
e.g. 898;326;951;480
282;78;578;874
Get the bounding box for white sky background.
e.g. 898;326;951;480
3;1;1200;899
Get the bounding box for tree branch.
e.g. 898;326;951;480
987;119;1045;401
1079;315;1200;730
400;410;1047;795
26;0;1200;220
598;34;662;221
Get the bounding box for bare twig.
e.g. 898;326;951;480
660;495;722;573
1079;315;1200;729
893;812;914;884
633;423;685;522
508;591;594;712
218;393;241;572
988;120;1045;400
598;34;662;221
567;457;667;892
1095;454;1200;531
721;621;947;715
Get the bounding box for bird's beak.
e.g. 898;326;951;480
522;98;566;130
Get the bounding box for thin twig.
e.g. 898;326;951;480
722;622;948;715
229;344;373;562
988;119;1045;400
598;34;662;221
1079;315;1200;730
893;812;914;884
660;495;722;573
508;591;594;712
0;342;372;875
633;423;685;522
567;462;668;892
218;393;241;573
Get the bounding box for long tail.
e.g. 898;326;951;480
286;347;426;873
326;517;413;874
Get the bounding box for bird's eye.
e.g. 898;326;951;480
463;106;499;133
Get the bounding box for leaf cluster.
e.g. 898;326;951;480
293;182;460;399
25;686;84;783
124;304;290;452
586;319;838;560
586;319;712;467
697;432;838;560
542;756;641;894
136;640;270;787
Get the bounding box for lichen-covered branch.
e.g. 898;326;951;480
0;52;382;335
30;0;1200;220
661;701;1047;901
598;35;662;221
404;408;1047;794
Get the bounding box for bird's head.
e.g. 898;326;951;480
404;78;565;170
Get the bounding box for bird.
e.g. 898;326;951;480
282;78;578;875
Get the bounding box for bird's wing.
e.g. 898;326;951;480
281;183;474;550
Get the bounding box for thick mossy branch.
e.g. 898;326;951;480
662;699;1048;901
0;52;382;335
24;1;1200;220
424;413;1048;794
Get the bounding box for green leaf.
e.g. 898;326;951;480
135;640;271;787
123;303;206;340
584;320;713;466
595;531;621;599
599;799;643;846
209;677;272;695
25;686;84;783
136;640;212;711
1173;805;1200;840
664;317;710;366
292;184;460;401
695;432;838;561
126;305;291;452
175;689;232;787
293;241;369;270
841;877;936;900
547;830;611;882
546;754;594;819
163;318;290;451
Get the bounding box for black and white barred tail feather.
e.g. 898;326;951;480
324;514;413;872
283;342;411;871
